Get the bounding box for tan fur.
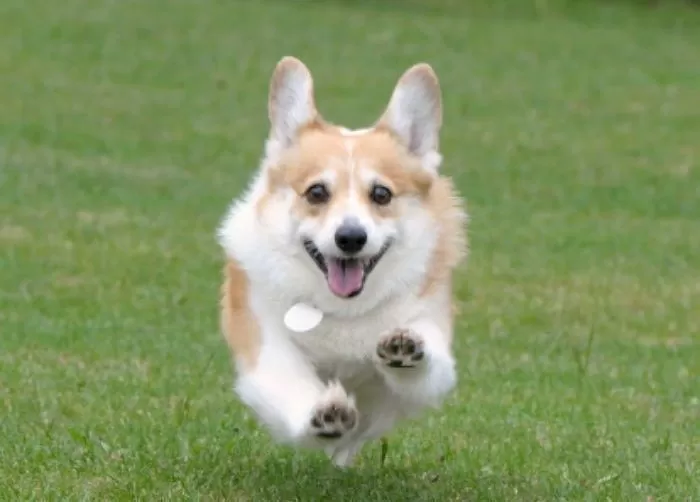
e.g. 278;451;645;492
283;126;353;220
351;129;434;197
262;124;451;229
420;176;468;299
220;260;260;370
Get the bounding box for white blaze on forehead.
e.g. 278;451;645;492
339;139;375;226
344;137;356;171
343;137;359;198
343;137;361;207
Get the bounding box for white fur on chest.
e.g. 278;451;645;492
252;290;426;361
259;293;430;389
292;297;423;360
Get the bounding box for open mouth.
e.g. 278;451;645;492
303;239;391;298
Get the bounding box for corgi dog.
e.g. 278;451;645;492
217;56;467;468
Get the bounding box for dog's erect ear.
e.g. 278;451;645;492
377;63;442;162
268;56;318;147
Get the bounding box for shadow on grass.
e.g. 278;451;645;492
189;444;581;500
203;455;469;500
180;425;480;499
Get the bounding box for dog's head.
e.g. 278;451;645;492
256;57;446;305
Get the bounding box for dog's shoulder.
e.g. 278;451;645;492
220;259;261;370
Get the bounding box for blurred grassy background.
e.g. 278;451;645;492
1;0;698;499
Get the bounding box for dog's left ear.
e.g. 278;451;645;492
377;63;442;168
268;56;319;148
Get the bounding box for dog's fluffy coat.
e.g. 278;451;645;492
217;56;468;467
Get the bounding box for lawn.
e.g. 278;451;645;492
1;0;699;499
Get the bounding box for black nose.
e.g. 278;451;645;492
335;224;367;254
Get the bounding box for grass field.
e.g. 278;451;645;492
1;0;699;499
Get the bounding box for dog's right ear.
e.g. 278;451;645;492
268;57;318;148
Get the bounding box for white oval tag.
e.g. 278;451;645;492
284;303;323;333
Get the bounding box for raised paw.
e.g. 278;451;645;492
309;385;358;439
376;328;425;368
310;401;358;439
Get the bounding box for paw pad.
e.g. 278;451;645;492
310;401;357;439
376;329;425;368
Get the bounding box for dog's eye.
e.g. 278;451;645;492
305;183;330;204
370;185;392;206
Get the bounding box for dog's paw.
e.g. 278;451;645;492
309;383;358;439
376;328;425;368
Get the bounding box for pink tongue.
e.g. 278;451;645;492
327;260;364;297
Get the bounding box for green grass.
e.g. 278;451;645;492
1;0;699;499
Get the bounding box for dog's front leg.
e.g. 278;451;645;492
234;335;358;447
374;318;457;408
